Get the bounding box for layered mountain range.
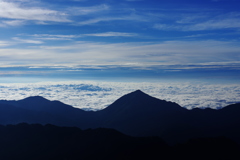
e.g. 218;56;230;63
0;90;240;144
1;123;239;160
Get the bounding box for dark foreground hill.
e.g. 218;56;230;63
0;90;240;145
0;123;239;160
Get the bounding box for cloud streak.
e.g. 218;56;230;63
13;37;44;44
154;12;240;31
31;34;81;41
0;20;25;27
83;32;138;37
0;0;70;24
67;4;109;15
0;40;240;68
76;12;149;26
0;41;12;47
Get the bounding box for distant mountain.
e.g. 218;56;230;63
97;90;189;138
0;96;96;128
0;90;240;145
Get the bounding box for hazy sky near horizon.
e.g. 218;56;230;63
0;0;240;83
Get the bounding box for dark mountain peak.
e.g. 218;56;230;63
131;89;145;94
22;96;50;102
100;89;184;117
101;90;153;111
123;90;152;100
121;90;181;107
128;89;154;98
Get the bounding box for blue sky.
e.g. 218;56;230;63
0;0;240;83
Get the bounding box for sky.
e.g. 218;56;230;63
0;0;240;109
0;0;239;83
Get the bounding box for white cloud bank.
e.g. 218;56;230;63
0;81;239;110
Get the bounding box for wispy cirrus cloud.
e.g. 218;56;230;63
154;12;240;31
187;17;240;31
31;34;81;41
0;1;147;26
76;13;149;26
0;20;25;27
0;41;12;47
12;37;44;44
66;4;142;26
32;32;138;39
0;0;70;25
0;40;239;69
67;4;109;15
83;32;138;37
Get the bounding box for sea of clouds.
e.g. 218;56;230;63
0;81;239;110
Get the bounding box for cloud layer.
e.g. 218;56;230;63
1;40;240;69
0;81;239;110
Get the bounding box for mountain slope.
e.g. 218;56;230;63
0;97;96;128
97;90;189;137
0;103;73;126
0;90;240;145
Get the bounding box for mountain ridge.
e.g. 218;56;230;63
1;90;237;111
0;123;238;160
0;90;240;144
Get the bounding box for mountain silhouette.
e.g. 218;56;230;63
0;90;240;145
0;123;238;160
97;90;189;138
0;123;169;160
0;96;96;128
